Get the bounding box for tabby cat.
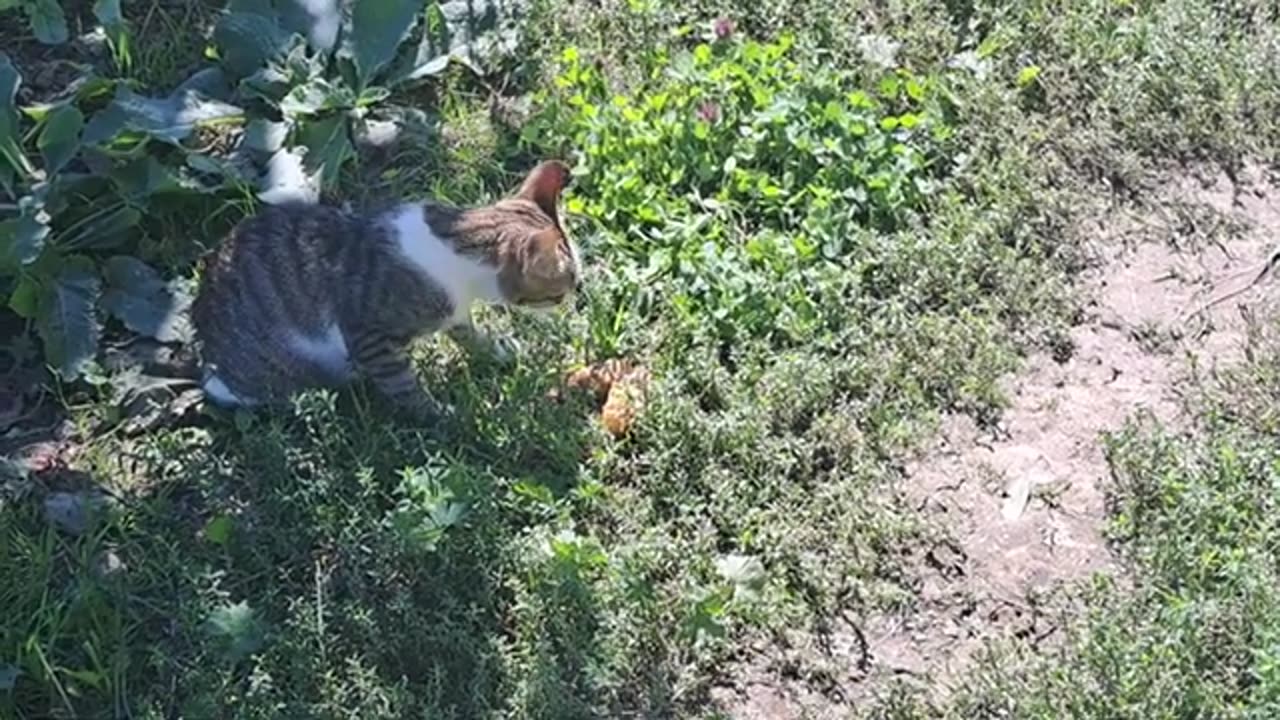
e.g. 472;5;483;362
190;160;578;418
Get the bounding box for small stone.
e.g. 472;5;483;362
993;446;1055;521
1002;475;1033;520
94;549;126;578
43;491;107;536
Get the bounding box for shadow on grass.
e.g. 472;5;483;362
3;331;608;719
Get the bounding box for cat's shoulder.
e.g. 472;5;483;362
380;202;445;260
247;200;352;224
378;201;498;299
223;201;359;250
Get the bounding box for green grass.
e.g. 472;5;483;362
2;0;1280;718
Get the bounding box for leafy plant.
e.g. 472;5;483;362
388;462;470;552
205;600;267;662
0;52;244;379
212;0;524;202
527;32;954;353
1;0;128;49
1;0;69;45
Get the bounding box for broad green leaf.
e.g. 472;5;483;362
205;601;266;662
109;156;188;199
59;205;141;251
79;102;128;146
101;255;194;343
428;500;466;529
0;0;18;10
108;155;221;200
257;145;318;204
9;275;39;318
279;76;355;118
213;12;295;78
115;88;243;144
355;85;390;107
341;0;421;91
240;66;293;105
203;514;233;545
174;67;234;101
687;591;728;640
38;104;83;173
404;53;450;80
83;86;243;146
28;0;69;45
36;256;101;378
0;53;33;178
92;0;123;25
183;152;247;186
905;77;926;101
238;36;324;105
94;0;130;70
388;0;519;85
298;114;351;190
0;215;51;270
0;193;51;272
242;118;289;154
277;0;341;52
512;479;555;506
1017;64;1043;88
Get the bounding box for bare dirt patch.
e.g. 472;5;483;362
712;165;1280;718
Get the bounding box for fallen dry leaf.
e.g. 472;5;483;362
565;359;634;403
550;359;652;437
564;365;614;404
601;366;651;438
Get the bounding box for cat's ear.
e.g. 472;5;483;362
516;160;571;220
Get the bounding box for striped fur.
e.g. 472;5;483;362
191;161;577;417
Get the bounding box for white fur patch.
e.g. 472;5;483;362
386;204;503;327
287;323;351;379
202;373;257;408
567;235;583;277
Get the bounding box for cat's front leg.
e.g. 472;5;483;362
351;330;449;420
446;314;519;364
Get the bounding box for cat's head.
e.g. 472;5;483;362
494;160;580;309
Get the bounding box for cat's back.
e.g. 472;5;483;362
193;201;367;341
200;202;354;276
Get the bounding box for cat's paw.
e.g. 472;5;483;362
452;325;519;366
487;335;521;365
401;394;453;424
